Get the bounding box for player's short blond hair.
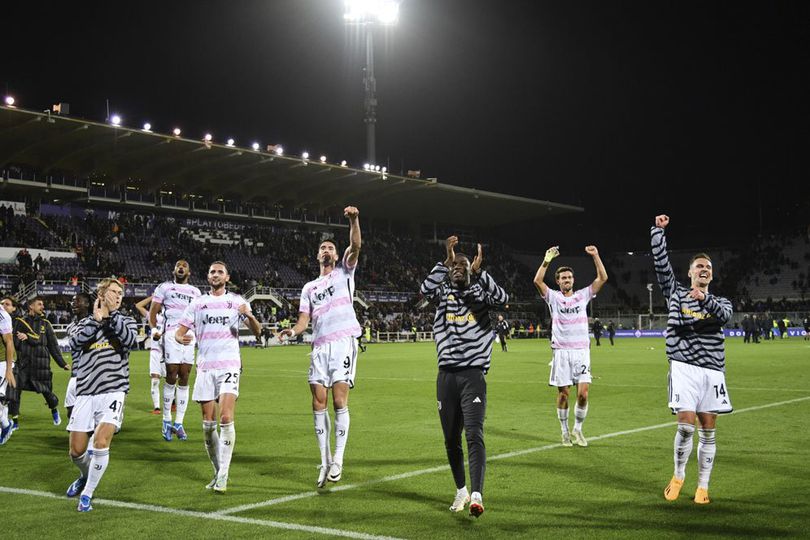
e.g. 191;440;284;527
97;277;124;296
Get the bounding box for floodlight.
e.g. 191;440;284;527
374;165;381;171
142;123;152;132
344;0;399;25
252;142;260;151
204;133;213;142
363;163;370;170
381;166;387;173
110;115;122;126
275;145;284;156
4;96;15;107
302;151;310;160
173;128;182;137
341;160;348;167
320;155;327;163
226;138;235;147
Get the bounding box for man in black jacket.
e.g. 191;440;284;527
7;296;69;427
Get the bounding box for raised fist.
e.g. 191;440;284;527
655;215;670;228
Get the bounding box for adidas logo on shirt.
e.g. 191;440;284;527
473;397;482;403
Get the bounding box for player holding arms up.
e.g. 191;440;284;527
279;206;362;488
176;262;261;493
533;245;607;447
421;237;508;517
65;278;138;512
150;260;201;441
652;215;732;505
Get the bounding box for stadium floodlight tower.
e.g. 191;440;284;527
343;0;399;165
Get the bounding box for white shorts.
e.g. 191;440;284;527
309;336;358;389
67;391;126;432
0;361;13;401
192;368;241;402
548;349;592;387
65;377;77;408
164;335;195;365
668;360;732;414
149;341;166;377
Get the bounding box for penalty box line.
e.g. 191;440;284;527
217;395;810;516
0;486;404;540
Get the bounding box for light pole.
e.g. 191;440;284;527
344;0;399;165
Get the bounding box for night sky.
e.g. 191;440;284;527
4;1;809;250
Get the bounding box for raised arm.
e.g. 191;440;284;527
477;270;509;307
533;246;559;299
650;215;678;298
585;245;608;294
343;206;361;267
109;312;138;350
420;236;455;299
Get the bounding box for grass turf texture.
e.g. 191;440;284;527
1;338;808;539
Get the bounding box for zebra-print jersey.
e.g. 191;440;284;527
651;226;732;372
69;311;138;395
420;263;509;373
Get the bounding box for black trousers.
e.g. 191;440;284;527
497;332;508;351
7;367;59;415
437;368;487;494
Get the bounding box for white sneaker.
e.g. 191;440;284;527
327;462;342;483
561;432;573;447
205;476;217;490
469;491;484;517
317;465;329;488
572;429;588;447
449;488;470;512
213;473;228;493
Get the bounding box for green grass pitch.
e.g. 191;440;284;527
2;338;808;539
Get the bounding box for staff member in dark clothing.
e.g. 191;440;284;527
420;236;508;518
8;296;69;427
592;318;604;346
607;321;616;346
495;315;509;352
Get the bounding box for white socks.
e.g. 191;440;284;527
218;422;236;478
82;447;110;498
162;383;176;421
314;409;332;467
175;386;189;424
0;404;8;428
150;378;161;409
673;423;695;479
71;450;91;478
333;407;350;466
203;420;220;474
557;408;569;435
697;429;716;489
573;404;588;431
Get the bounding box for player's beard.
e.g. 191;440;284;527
174;272;189;284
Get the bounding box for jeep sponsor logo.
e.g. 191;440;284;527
559;306;581;314
204;314;230;325
314;285;336;302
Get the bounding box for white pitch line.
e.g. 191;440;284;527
217;395;810;516
0;486;404;540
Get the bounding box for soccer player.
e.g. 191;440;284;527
421;236;508;517
0;297;16;444
278;206;362;488
64;293;92;420
8;296;70;427
150;260;201;441
176;261;261;493
651;215;732;505
533;244;608;447
135;295;163;414
66;278;138;512
495;315;509;352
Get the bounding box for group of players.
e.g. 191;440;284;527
0;210;732;517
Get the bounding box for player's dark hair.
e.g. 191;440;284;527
28;295;45;305
690;253;712;265
555;266;574;280
320;239;338;250
210;261;229;274
1;296;18;307
75;292;92;304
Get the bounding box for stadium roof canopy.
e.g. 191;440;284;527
0;106;583;227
